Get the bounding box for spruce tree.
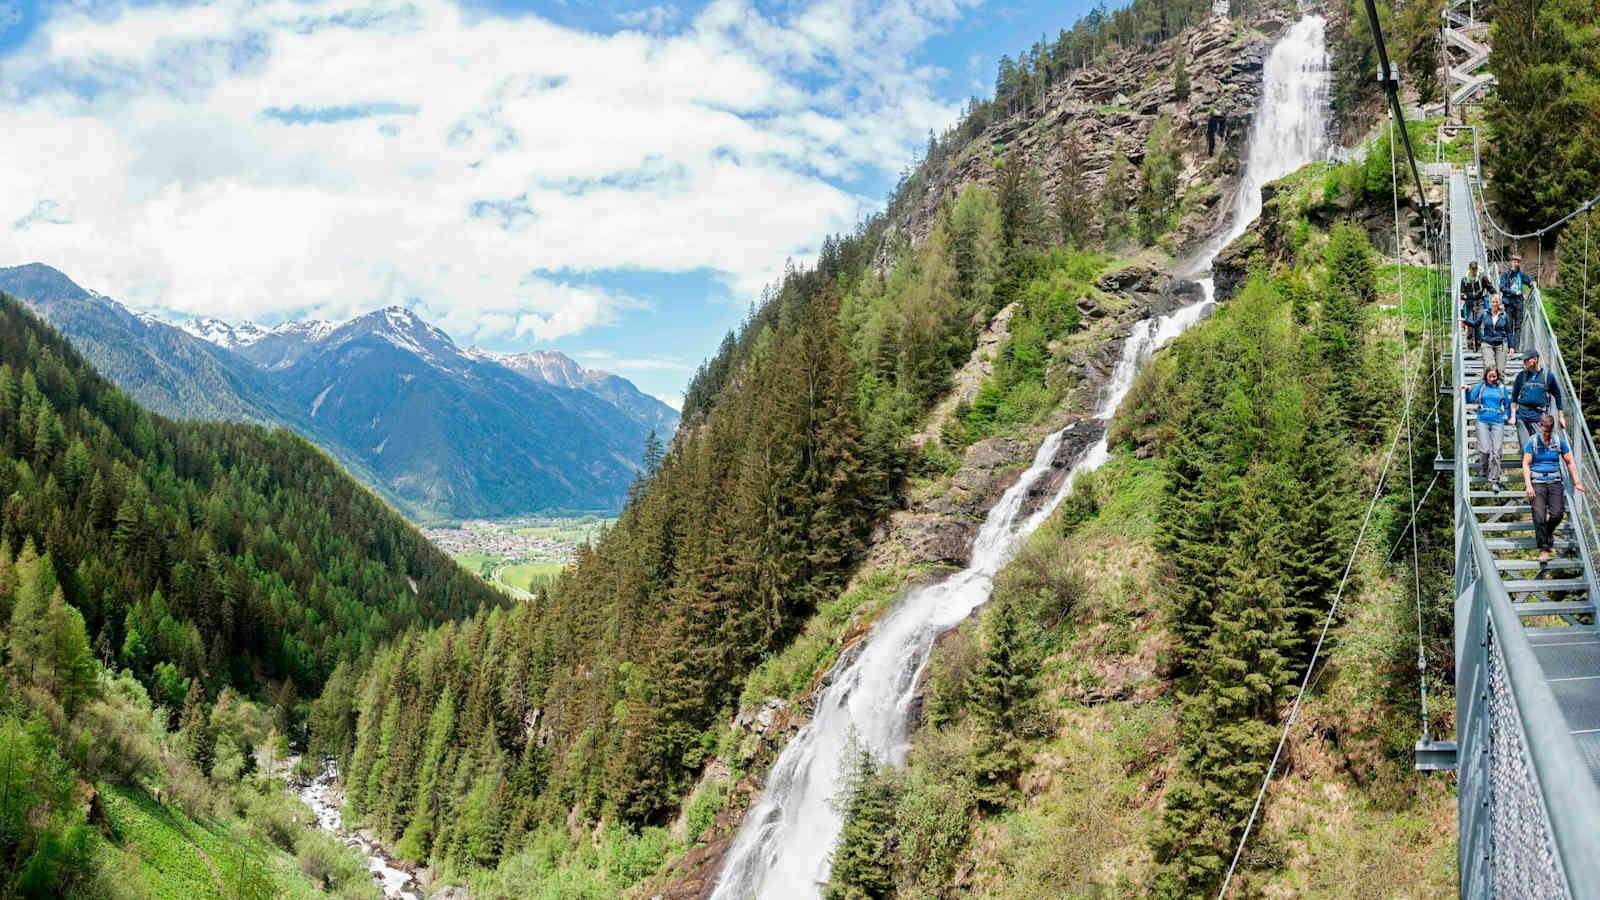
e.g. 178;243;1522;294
823;747;899;900
1552;217;1600;420
1153;478;1295;897
1100;152;1134;245
1137;115;1183;242
179;679;216;776
970;598;1038;809
1173;49;1190;102
1056;130;1093;246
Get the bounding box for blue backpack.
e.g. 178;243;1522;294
1517;369;1555;410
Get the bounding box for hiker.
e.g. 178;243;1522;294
1460;260;1496;353
1500;252;1536;351
1463;365;1512;488
1479;294;1513;376
1523;413;1586;563
1511;350;1566;449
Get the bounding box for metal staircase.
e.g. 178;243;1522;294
1442;0;1496;112
1448;170;1600;897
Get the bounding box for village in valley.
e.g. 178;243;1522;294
422;514;613;595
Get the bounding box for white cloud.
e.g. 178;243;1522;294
0;0;979;351
577;350;692;372
615;4;680;32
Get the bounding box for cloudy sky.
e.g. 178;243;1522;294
0;0;1098;406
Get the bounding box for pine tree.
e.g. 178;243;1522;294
1173;49;1190;102
823;747;899;900
1137;115;1183;242
1100;152;1134;245
1056;130;1093;246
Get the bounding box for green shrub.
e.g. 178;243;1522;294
683;780;728;841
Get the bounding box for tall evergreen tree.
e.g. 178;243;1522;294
1100;152;1134;245
1483;0;1600;232
1137;115;1183;242
1056;130;1093;246
823;747;899;900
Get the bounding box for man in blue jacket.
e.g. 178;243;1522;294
1511;350;1566;450
1500;253;1536;351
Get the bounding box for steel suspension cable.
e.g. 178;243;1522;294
1216;410;1410;899
1582;209;1591;401
1391;117;1431;746
1474;183;1600;242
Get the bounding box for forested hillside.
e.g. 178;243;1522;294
817;158;1455;898
0;291;502;896
0;294;498;703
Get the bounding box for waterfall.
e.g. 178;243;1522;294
709;17;1331;900
1192;15;1331;298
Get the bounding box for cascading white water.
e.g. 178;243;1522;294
1192;14;1331;300
710;17;1332;900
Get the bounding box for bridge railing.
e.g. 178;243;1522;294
1455;189;1600;898
1522;287;1600;597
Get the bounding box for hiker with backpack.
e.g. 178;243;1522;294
1478;294;1513;377
1463;365;1513;488
1511;350;1566;450
1500;253;1536;351
1523;413;1587;563
1460;260;1496;354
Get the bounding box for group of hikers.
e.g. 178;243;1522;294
1460;256;1588;562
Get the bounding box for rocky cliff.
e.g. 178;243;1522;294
883;8;1313;266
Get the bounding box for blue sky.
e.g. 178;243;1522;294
0;0;1105;406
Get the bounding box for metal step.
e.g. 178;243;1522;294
1496;558;1585;571
1514;600;1596;617
1473;504;1533;514
1504;578;1590;592
1486;537;1577;550
1478;520;1538;532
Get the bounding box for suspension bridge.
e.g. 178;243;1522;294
1212;0;1600;892
1446;164;1600;897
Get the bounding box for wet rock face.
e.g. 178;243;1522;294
1098;265;1208;320
1210;180;1283;303
1018;419;1108;520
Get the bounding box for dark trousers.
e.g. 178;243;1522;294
1506;302;1523;350
1532;479;1566;551
1464;297;1483;351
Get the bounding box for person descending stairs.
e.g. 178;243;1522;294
1460;345;1590;610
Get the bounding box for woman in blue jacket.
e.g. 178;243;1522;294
1463;365;1513;487
1523;413;1588;562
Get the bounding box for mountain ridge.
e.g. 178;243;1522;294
0;262;678;519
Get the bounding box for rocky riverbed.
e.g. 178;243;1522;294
286;757;425;900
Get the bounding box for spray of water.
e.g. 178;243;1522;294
710;17;1331;900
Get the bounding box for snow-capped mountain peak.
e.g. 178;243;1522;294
182;317;270;349
468;348;602;388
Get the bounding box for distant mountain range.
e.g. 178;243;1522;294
0;263;678;520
